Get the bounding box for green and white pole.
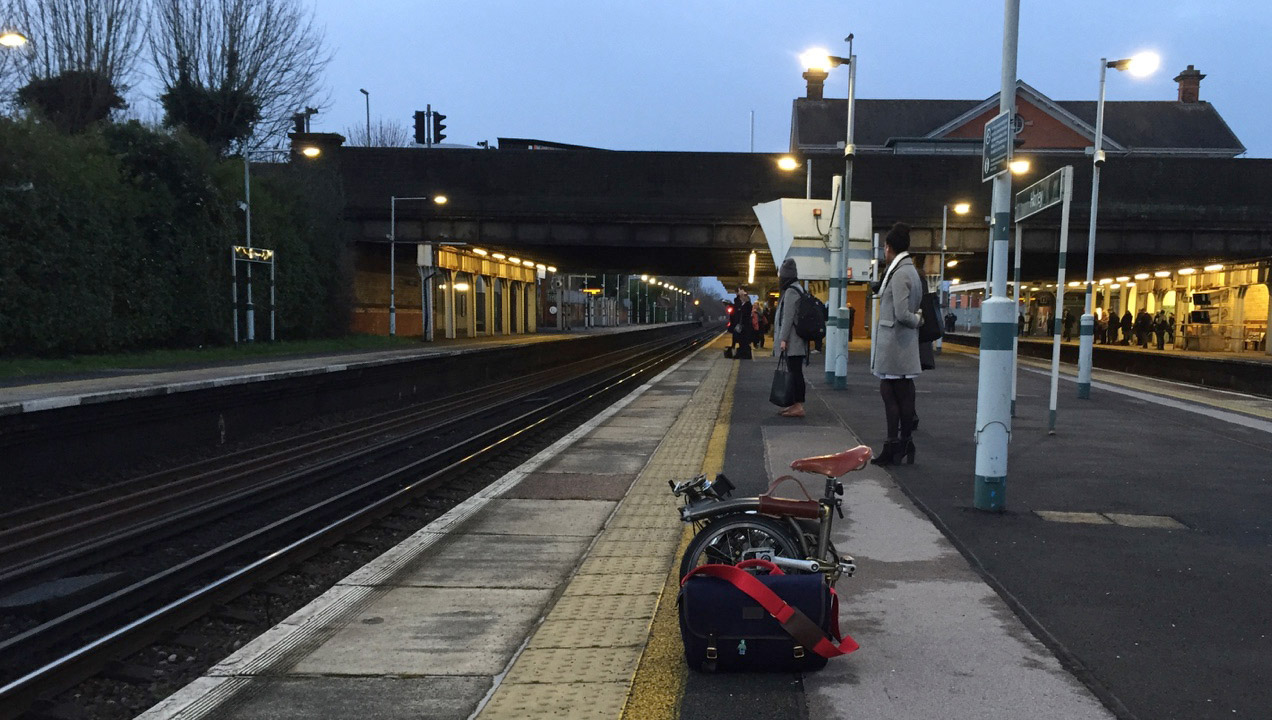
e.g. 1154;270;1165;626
1048;167;1074;433
1078;59;1109;400
826;176;843;385
1010;222;1022;418
973;0;1019;513
832;47;857;391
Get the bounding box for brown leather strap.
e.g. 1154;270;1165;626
758;495;821;519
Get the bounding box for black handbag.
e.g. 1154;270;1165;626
917;273;944;344
678;560;858;672
768;352;792;407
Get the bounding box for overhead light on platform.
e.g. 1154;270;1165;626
1068;281;1082;287
492;252;506;260
1110;283;1120;289
1099;278;1112;285
1177;267;1195;275
694;300;700;306
748;251;757;285
433;195;448;205
1203;264;1224;272
777;156;800;171
1154;271;1171;278
950;278;961;285
547;266;557;273
0;30;29;47
523;260;535;267
640;274;649;281
508;257;520;264
1009;159;1030;175
472;248;488;256
1125;51;1161;78
1134;273;1150;280
536;263;546;270
952;202;971;215
1116;276;1129;282
946;260;958;268
453;282;470;292
648;276;657;284
799;48;834;73
300;146;322;158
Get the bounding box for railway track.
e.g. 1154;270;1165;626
0;327;716;719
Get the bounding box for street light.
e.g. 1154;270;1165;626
1008;159;1031;175
937;201;971;353
240;147;321;341
389;194;449;336
777;155;812;199
0;30;28;47
1077;50;1161;399
801;35;855;389
359;88;370;145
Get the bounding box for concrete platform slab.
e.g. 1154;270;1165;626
599;415;677;429
393;533;590;589
456;498;613;537
583;425;668;441
1104;513;1188;529
216;676;490;720
292;586;551;676
536;450;650;475
1036;510;1113;525
571;436;662;454
501;472;635;501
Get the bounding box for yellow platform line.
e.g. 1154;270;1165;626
623;350;737;720
477;337;736;720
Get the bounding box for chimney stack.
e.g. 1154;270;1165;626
1173;65;1205;103
803;68;829;100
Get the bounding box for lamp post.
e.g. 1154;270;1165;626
1077;51;1159;399
0;30;28;47
359;88;370;146
389;194;448;336
242;146;322;341
777;155;812;199
800;37;855;389
937;202;971;353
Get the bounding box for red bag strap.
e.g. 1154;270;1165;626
735;558;784;575
681;564;859;658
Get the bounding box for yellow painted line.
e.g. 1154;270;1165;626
942;340;1272;420
623;346;737;720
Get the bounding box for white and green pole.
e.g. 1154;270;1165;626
1048;167;1074;433
1078;59;1109;400
973;0;1019;513
1010;222;1022;417
833;41;856;391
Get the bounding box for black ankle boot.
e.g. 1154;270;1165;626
901;437;916;464
870;440;899;466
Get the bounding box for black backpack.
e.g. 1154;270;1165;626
793;287;827;342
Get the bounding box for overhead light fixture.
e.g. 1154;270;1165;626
1068;281;1082;287
799;47;833;73
1110;283;1121;289
523;260;535;267
946;260;958;268
536;263;546;270
1133;273;1150;280
952;202;971;215
300;146;322;158
507;257;520;264
1009;159;1030;175
950;278;961;285
1124;51;1161;78
433;195;448;205
1177;267;1195;275
453;282;470;291
1203;264;1224;272
640;274;649;281
748;251;757;285
492;252;506;260
777;156;799;171
1154;270;1171;278
1099;278;1112;285
1116;276;1130;282
547;266;557;272
0;30;29;47
472;248;488;256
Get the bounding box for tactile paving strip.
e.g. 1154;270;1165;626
477;348;732;720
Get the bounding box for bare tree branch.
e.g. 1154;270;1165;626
149;0;330;151
343;117;412;148
7;0;144;94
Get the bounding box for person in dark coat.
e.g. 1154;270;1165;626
870;223;923;466
1153;311;1168;350
1120;311;1133;345
1063;309;1075;341
1135;309;1153;348
774;259;808;417
731;287;754;359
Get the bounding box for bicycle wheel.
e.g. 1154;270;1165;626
679;514;802;579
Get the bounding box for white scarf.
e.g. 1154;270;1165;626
880;251;911;293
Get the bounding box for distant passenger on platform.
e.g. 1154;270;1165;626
869;223;923;466
945;311;956;334
1095;310;1107;344
1063;309;1075;341
1167;314;1176;345
774;258;807;418
1017;312;1025;337
1154;311;1168;350
1135;309;1153;348
730;287;754;359
1121;311;1133;345
1107;308;1119;344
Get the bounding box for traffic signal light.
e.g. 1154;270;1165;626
413;111;427;145
432;112;447;144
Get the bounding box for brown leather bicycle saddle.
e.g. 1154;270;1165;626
790;445;872;477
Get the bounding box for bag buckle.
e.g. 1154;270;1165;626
706;646;718;660
792;645;805;659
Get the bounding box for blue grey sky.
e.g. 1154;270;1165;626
312;0;1269;156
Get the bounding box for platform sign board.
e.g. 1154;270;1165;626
982;112;1013;182
1014;167;1069;221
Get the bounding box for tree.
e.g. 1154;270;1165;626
343;118;412;148
7;0;143;131
150;0;330;153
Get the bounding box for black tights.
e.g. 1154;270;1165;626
879;378;916;441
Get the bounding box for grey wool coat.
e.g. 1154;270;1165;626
872;255;923;377
774;284;808;357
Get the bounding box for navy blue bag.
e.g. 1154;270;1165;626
677;561;857;672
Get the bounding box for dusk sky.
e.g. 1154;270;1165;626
309;0;1270;157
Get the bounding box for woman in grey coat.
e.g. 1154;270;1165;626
774;257;808;417
870;222;923;465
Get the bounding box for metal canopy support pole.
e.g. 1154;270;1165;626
972;0;1019;513
242;158;255;342
1048;167;1074;433
389;196;397;336
936;204;948;354
269;256;276;342
1011;222;1022;417
869;232;880;372
1078;59;1109;399
231;248;239;344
